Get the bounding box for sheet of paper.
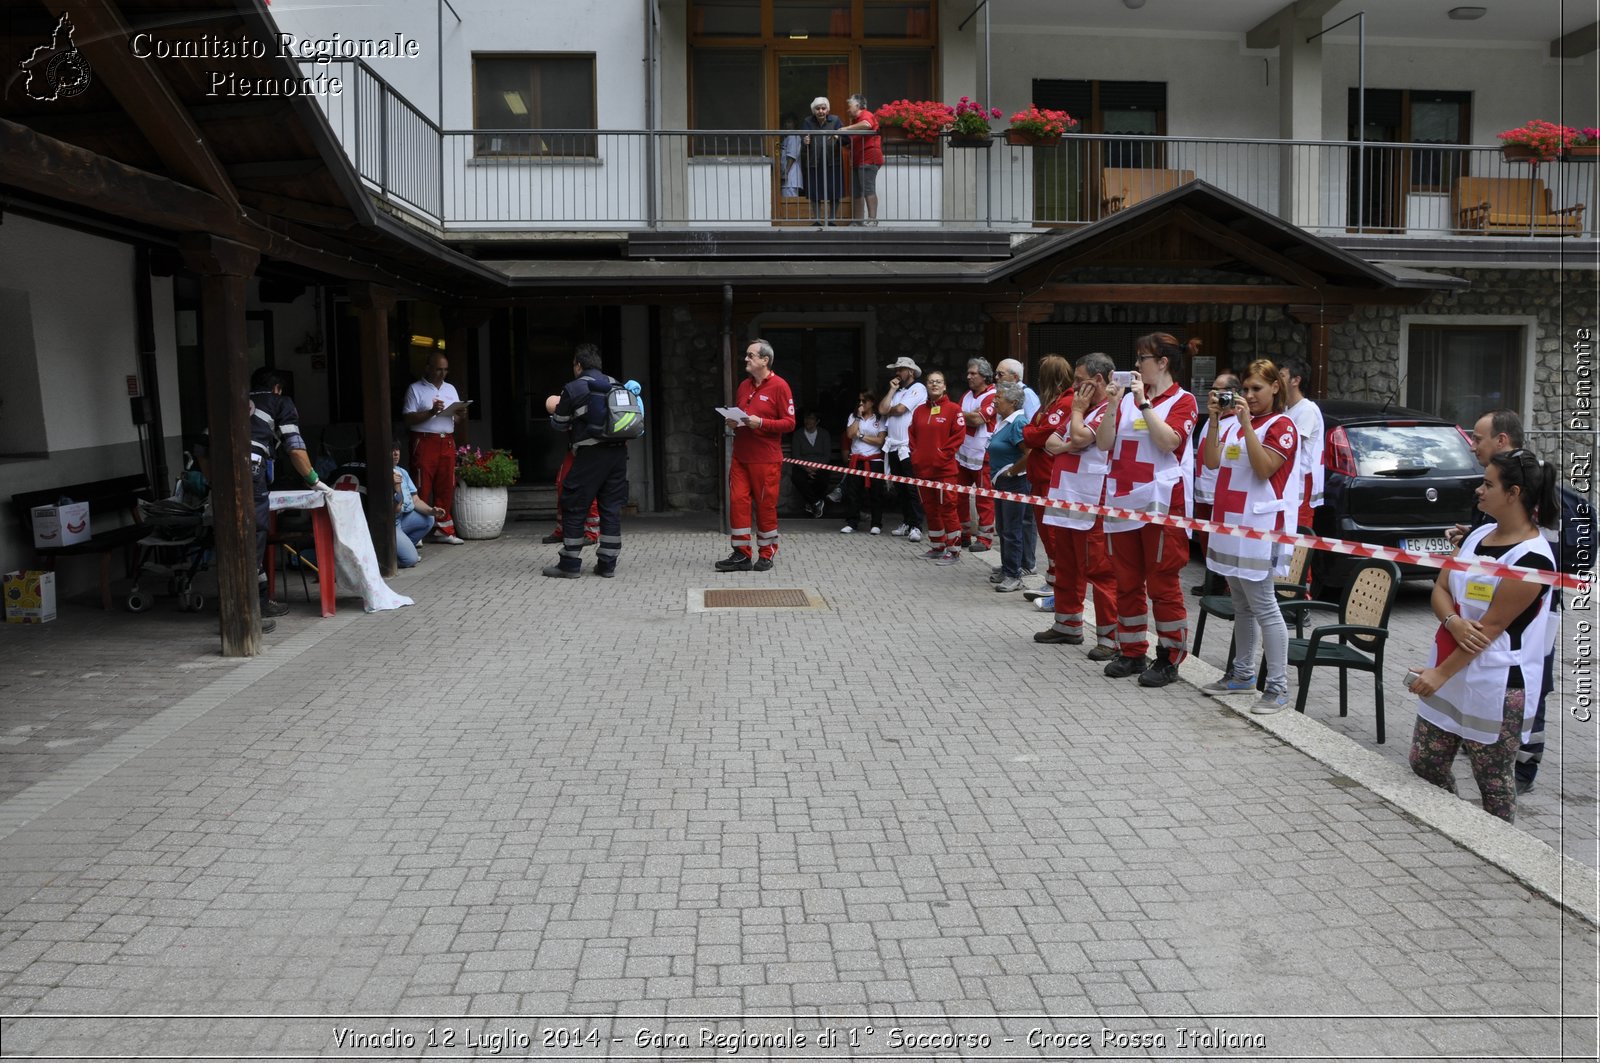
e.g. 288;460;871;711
715;406;748;424
442;400;473;416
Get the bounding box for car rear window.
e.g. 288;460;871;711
1344;425;1479;476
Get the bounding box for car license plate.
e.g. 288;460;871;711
1403;536;1453;554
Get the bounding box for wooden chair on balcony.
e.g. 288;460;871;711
1454;176;1584;235
1100;167;1196;215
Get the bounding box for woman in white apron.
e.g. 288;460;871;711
1197;358;1301;714
1408;450;1558;822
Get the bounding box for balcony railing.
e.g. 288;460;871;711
309;60;1600;239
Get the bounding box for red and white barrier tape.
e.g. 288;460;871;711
784;457;1591;592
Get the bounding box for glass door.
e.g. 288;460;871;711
776;53;852;223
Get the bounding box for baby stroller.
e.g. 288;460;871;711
126;482;212;614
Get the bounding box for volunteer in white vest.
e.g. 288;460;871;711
1197;359;1301;714
1191;370;1240;595
878;357;927;542
1278;355;1325;531
956;358;998;552
1037;351;1117;656
1407;449;1557;823
1095;332;1200;689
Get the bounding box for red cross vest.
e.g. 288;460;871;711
1204;412;1300;580
957;387;997;471
1043;399;1110;531
1104;387;1195;534
1415;524;1553;745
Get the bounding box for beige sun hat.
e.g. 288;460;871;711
884;357;922;376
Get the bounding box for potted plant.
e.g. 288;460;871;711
1565;127;1600;159
453;445;520;539
876;99;955;143
947;96;1002;146
1005;105;1077;146
1496;120;1575;162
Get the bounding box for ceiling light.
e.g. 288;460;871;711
500;90;528;116
1122;0;1147;9
1447;6;1487;19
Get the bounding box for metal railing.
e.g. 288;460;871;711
305;60;1600;238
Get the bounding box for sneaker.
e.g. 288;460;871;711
919;547;944;560
259;599;289;618
541;564;581;579
869;527;882;535
932;550;962;566
1201;674;1258;697
714;551;753;572
970;539;992;553
1251;690;1290;714
260;618;277;634
541;532;563;544
840;526;856;534
995;577;1024;593
1022;588;1051;602
826;488;843;503
1104;655;1150;679
988;571;1005;584
811;500;826;518
434;533;466;545
753;557;774;572
890;524;911;537
1032;595;1055;612
1021;567;1038;577
1515;775;1536;795
1086;644;1119;662
1034;627;1083;644
1138;658;1181;688
908;528;923;543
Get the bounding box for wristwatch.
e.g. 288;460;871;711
1139;402;1153;412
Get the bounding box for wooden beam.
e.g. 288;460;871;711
239;191;358;230
181;234;262;657
1169;206;1329;289
350;283;398;576
51;0;239;207
1031;283;1426;306
228;159;327;180
1288;303;1353;399
1551;20;1600;58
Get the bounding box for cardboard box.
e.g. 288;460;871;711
4;570;57;624
30;501;91;548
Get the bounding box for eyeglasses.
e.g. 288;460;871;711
1135;354;1158;363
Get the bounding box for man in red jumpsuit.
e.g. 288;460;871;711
909;370;968;565
716;338;796;572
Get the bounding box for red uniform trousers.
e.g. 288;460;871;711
1052;520;1117;648
955;465;995;548
552;450;601;542
730;460;782;560
1028;476;1055;589
411;432;457;537
917;474;963;552
1106;522;1190;663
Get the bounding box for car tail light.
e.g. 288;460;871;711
1325;426;1359;477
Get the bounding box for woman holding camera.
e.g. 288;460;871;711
839;392;887;534
1095;333;1200;688
1408;449;1556;822
1198;359;1300;713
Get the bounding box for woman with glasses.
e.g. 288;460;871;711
1407;449;1557;822
1094;332;1201;688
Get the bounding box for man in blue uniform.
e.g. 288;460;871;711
543;344;628;578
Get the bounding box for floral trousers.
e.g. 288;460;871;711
1408;689;1525;823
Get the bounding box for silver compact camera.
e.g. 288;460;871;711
1215;389;1236;409
1111;370;1135;388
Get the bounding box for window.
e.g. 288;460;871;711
692;49;764;154
1030;79;1167;222
473;55;596;157
1405;324;1522;428
1348;89;1471;229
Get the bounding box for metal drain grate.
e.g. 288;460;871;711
703;588;813;609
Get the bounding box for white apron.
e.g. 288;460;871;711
1415;524;1553;745
1103;388;1195;535
1204;413;1300;580
1043;400;1109;531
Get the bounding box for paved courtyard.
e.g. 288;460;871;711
0;515;1595;1060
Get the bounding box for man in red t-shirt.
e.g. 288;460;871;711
841;94;885;226
717;338;796;572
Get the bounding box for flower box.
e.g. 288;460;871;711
1004;129;1061;147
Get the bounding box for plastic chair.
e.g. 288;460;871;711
1192;537;1313;670
1273;560;1401;744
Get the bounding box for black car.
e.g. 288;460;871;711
1312;400;1482;595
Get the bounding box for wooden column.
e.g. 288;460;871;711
1288;304;1352;399
983;302;1055;369
181;235;261;657
350;283;397;576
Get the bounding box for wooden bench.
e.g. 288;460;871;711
12;475;153;610
1101;167;1195;214
1454;175;1584;235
